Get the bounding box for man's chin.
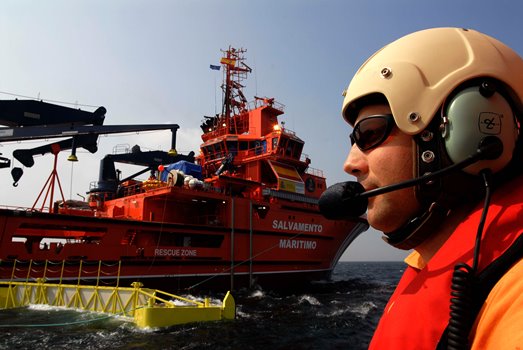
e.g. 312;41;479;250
367;212;399;234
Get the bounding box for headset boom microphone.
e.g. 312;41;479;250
319;136;503;220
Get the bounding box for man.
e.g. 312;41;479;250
340;28;523;349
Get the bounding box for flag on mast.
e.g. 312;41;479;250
220;57;236;66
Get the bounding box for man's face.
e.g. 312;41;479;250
343;104;421;233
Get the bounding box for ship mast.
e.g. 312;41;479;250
220;47;251;133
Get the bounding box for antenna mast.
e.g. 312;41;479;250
220;47;252;132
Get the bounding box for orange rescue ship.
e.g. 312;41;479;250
0;47;367;292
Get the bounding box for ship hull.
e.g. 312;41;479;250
0;204;367;292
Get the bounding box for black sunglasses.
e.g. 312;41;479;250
350;114;395;151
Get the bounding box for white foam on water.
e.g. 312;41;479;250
298;295;322;306
351;301;378;318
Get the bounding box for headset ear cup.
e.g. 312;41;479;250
443;85;518;174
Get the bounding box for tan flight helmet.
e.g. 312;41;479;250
342;27;523;175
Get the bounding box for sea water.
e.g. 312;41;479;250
0;261;405;349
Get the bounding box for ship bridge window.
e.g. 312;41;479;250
280;138;303;159
272;137;278;151
294;142;304;158
226;141;238;156
205;142;227;159
254;140;267;155
214;142;225;158
278;137;289;156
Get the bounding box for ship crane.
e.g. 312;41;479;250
0;99;181;186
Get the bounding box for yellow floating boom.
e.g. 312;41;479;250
0;278;235;328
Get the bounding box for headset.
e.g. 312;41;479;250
441;80;518;175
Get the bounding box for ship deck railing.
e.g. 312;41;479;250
0;205;50;212
248;98;285;112
305;166;324;178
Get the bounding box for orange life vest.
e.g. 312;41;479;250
369;177;523;349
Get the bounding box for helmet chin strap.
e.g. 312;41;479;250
382;165;489;250
382;201;450;250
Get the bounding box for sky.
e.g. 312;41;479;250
1;0;522;261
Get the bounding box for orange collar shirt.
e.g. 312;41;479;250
369;178;523;349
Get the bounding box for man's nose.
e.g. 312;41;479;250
343;146;368;177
